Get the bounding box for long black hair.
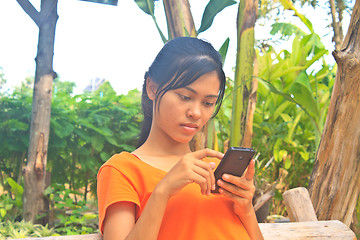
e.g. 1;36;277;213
137;37;226;147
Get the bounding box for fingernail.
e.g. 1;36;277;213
212;184;215;190
223;174;229;180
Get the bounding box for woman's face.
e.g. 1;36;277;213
152;71;221;144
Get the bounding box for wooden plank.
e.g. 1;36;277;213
283;187;318;222
14;220;356;240
16;234;102;240
259;220;356;240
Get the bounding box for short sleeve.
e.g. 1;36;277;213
97;165;140;234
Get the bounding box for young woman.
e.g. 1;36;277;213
97;37;264;240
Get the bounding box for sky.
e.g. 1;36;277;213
0;0;352;95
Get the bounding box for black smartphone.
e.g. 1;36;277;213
212;147;255;194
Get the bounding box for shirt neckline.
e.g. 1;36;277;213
130;152;168;174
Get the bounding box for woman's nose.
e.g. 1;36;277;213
186;103;201;119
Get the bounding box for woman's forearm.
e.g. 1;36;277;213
125;186;170;240
239;209;264;240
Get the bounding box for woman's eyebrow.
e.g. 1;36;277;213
184;86;218;98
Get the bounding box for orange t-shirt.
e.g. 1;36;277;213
97;152;250;240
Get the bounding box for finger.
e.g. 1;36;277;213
193;165;212;195
218;186;237;199
191;171;209;195
209;162;216;190
194;160;216;192
222;174;252;190
244;159;255;181
218;179;249;197
191;148;224;160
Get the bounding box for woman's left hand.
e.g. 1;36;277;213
217;159;256;217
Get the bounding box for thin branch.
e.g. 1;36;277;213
16;0;41;26
329;0;343;50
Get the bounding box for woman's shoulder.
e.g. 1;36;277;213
100;152;139;171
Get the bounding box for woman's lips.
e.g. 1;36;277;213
180;123;199;134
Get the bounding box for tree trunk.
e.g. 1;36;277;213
329;0;345;50
18;0;58;223
308;0;360;226
163;0;196;39
242;55;258;148
230;0;258;147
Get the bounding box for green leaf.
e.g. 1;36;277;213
0;209;6;218
44;186;54;196
270;22;306;38
256;77;294;102
287;111;303;142
7;177;23;196
273;101;291;121
300;151;310;161
79;119;112;136
218;37;230;64
106;136;120;147
289;72;319;118
284;155;291;169
279;0;313;33
134;0;154;15
198;0;236;34
134;0;167;43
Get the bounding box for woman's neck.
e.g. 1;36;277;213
137;137;191;157
136;127;191;157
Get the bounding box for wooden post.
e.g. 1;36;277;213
283;187;318;222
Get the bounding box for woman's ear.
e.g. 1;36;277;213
146;77;158;101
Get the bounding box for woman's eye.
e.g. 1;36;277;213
203;101;215;107
179;94;191;101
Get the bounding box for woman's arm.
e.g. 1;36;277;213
217;159;264;240
103;186;170;240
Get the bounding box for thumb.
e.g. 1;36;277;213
244;159;255;181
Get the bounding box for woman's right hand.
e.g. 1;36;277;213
155;148;224;198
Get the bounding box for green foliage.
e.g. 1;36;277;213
47;81;142;199
211;5;335;215
251;23;334;213
45;184;98;235
0;67;6;94
0;79;141;205
0;82;32;189
0;220;59;239
0;78;140;235
0;179;22;222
